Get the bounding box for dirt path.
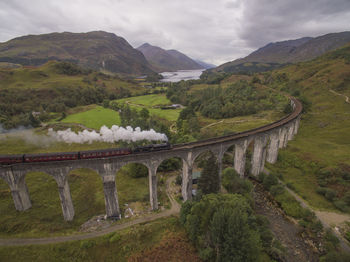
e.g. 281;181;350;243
329;89;350;103
0;176;180;247
253;182;319;262
262;168;350;253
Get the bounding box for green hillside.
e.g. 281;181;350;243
265;44;350;212
0;31;154;75
0;61;145;129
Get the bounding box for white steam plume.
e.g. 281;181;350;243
48;125;168;144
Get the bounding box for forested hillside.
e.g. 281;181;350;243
0;61;144;128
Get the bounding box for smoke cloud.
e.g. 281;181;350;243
0;123;31;134
47;125;168;144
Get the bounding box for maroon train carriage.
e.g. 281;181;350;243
0;154;24;165
24;152;79;163
79;148;132;159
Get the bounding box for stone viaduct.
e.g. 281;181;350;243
0;98;302;222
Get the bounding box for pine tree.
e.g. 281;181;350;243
198;154;220;194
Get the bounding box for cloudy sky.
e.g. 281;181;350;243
0;0;350;65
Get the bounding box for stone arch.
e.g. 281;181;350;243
156;156;183;206
115;161;153;217
66;167;105;222
24;170;66;219
192;149;220;194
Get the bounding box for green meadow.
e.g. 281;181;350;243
116;94;181;121
62;106;121;129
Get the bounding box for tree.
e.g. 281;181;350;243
222;167;253;195
180;194;262;262
103;99;110;108
198;154;220;194
128;163;148;178
140;108;150;119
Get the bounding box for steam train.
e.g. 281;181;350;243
0;143;171;165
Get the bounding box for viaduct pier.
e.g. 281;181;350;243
0;98;302;221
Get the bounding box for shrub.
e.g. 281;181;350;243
175;174;182;186
324;188;337;201
334;200;349;212
80;240;95;249
270;185;285;196
342;191;350;205
102;99;110;108
286;182;295;190
316;187;327;195
222;167;253;195
324;229;339;250
158;158;181;172
127;163;148;178
263;174;278;190
344;231;350;242
258;172;266;183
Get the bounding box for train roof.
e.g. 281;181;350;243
24;152;79;157
0;154;23;158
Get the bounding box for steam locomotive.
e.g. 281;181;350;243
0;143;171;165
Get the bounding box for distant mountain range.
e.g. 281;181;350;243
0;31;154;75
1;30;348;77
137;43;212;72
214;31;350;73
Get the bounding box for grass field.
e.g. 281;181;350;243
0;217;200;262
61;105;121;129
116;94;181;121
265;48;350;212
198;110;284;137
0;166;170;238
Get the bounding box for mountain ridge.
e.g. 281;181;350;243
137;43;204;72
0;31;155;75
213;31;350;73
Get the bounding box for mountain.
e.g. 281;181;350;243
0;31;154;75
194;59;216;69
214;31;350;73
137;43;203;72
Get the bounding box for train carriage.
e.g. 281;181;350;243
0;143;169;165
0;154;24;165
24;152;79;163
79;148;132;159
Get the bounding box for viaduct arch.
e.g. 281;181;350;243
0;98;302;221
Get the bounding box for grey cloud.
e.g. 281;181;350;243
0;0;349;65
239;0;350;49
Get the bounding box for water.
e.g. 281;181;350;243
160;69;205;82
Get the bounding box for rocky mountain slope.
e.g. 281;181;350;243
137;43;203;72
0;31;154;75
